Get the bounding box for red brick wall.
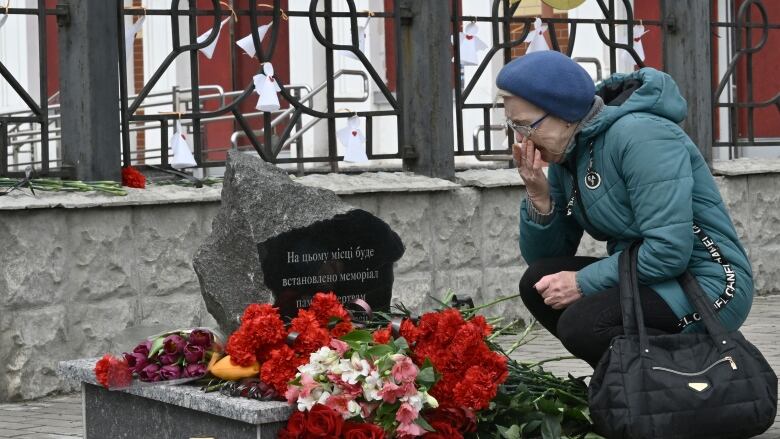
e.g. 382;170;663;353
132;0;146;162
510;12;569;59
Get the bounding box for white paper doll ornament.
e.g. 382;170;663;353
253;63;282;112
196;17;231;59
459;22;488;66
619;24;650;72
236;23;272;58
124;15;146;58
340;17;370;61
337;116;368;163
170;120;197;169
524;17;550;53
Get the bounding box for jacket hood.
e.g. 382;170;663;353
574;68;688;148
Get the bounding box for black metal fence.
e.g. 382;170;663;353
0;1;66;178
0;0;778;179
712;0;780;158
452;0;661;161
118;0;404;175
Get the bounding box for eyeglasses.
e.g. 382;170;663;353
505;113;549;139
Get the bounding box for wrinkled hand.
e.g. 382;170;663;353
512;139;551;213
535;271;581;310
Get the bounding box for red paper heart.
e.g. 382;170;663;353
465;35;474;40
351;130;358;136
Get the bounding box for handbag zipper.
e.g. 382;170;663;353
651;356;737;377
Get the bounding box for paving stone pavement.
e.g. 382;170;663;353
1;296;779;438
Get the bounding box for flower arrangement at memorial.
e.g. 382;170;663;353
206;291;600;437
93;328;222;389
93;292;599;437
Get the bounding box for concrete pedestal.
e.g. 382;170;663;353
59;359;291;439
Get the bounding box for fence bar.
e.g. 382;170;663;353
399;0;454;179
57;0;121;180
663;0;713;165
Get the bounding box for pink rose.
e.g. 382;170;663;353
395;402;419;425
391;356;419;383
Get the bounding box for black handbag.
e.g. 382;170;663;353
588;242;778;439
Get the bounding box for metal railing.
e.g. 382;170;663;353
712;0;780;158
1;0;778;179
453;0;662;161
0;1;66;177
118;0;404;174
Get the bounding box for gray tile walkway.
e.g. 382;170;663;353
1;296;779;438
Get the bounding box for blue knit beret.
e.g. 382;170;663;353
496;51;595;122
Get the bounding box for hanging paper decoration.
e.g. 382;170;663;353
236;23;272;58
196;17;231;59
170;120;197;170
340;17;371;61
524;17;550;53
459;22;488;66
337;115;368;163
618;24;650;72
124;15;146;58
253;63;282;112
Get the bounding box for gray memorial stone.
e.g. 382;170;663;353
194;151;404;332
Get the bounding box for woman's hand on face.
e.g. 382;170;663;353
534;271;581;310
512;139;551;213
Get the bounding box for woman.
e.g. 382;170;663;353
496;50;753;368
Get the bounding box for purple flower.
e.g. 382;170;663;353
138;364;161;382
188;329;213;348
123;352;149;373
133;340;152;357
158;352;180;366
183;344;205;364
160;365;182;381
163;334;186;355
183;363;207;378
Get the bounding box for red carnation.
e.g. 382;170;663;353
94;354;133;389
372;327;392;344
290;309;331;356
226;304;286;366
309;292;351;327
260;345;305;395
331;320;354;338
226;328;257;366
452;366;500;411
398;319;420;344
241;303;278;322
121;166;146;189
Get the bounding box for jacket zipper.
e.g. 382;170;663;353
651;356;738;377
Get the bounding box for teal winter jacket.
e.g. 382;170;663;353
519;68;753;333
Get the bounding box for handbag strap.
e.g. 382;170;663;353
619;242;647;350
618;241;733;354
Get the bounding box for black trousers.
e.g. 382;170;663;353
519;257;682;368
